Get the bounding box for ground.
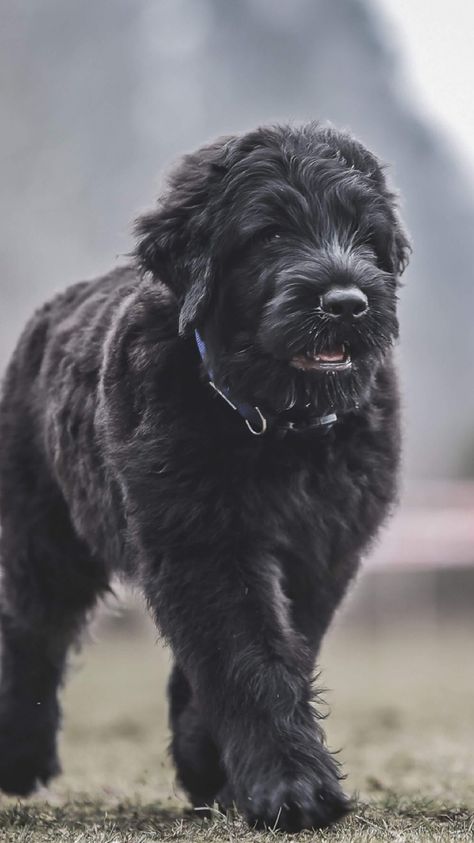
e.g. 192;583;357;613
0;593;473;842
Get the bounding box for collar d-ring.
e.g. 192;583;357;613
245;406;267;435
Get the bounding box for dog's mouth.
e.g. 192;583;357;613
290;343;352;372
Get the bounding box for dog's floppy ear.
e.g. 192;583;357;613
361;158;412;278
135;139;235;335
135;205;214;335
370;204;411;278
390;220;411;277
345;141;411;278
177;252;214;335
368;212;411;279
321;128;412;278
356;155;411;278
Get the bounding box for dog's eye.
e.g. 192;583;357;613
261;231;281;245
234;230;282;258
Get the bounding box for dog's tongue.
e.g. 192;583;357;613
316;346;345;362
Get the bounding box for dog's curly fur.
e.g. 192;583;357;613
0;123;409;831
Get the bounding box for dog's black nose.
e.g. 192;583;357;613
320;286;368;319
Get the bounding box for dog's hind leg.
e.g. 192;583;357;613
168;663;227;811
0;484;108;796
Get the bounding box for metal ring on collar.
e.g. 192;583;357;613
245;407;267;436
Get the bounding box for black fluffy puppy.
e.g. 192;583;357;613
0;123;409;831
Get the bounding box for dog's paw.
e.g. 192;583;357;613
243;772;351;832
0;752;60;797
0;699;60;796
216;782;236;815
233;754;351;834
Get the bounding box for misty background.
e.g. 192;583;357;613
2;0;474;483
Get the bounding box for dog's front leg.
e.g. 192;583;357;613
143;547;350;832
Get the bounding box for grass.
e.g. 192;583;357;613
0;598;473;842
1;800;473;843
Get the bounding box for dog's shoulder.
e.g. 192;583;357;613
24;266;177;384
97;271;185;438
103;272;178;355
100;272;179;389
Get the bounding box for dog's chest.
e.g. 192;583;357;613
239;438;349;554
235;428;392;630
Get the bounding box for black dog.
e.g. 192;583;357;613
0;123;409;831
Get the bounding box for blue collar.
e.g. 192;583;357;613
195;330;338;436
195;330;267;434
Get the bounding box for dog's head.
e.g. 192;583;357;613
136;123;410;417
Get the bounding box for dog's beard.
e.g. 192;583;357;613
212;345;384;418
208;299;398;418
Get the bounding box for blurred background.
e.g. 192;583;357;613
0;0;473;820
